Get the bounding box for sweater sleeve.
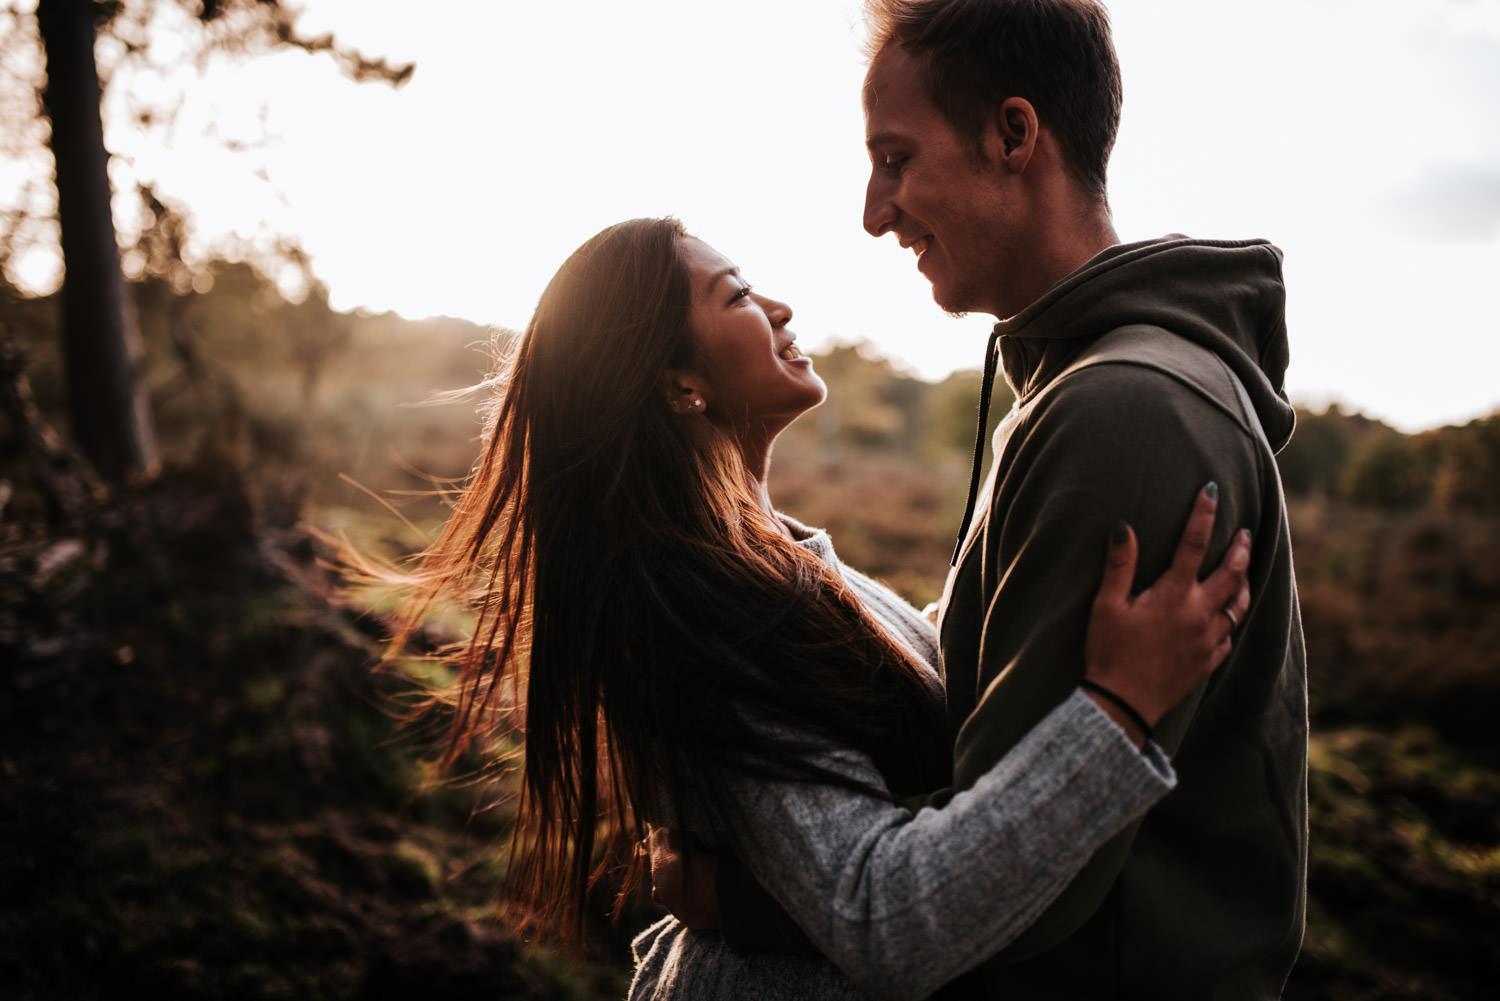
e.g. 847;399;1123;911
946;360;1264;962
726;690;1174;1001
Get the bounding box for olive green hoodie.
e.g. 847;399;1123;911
940;235;1307;998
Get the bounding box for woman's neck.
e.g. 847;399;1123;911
738;434;790;538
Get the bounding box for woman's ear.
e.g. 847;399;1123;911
663;369;708;415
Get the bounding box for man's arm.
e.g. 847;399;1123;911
952;360;1263;961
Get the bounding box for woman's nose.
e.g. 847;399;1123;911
755;292;792;326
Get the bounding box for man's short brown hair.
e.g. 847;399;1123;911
865;0;1122;200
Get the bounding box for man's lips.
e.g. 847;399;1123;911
900;235;933;258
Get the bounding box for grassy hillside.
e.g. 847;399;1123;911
2;270;1496;998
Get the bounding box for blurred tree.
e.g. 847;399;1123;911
281;276;351;409
35;0;156;481
1342;433;1432;510
1277;405;1353;497
923;367;1012;460
810;343;918;455
14;0;412;484
775;342;1014;466
1421;415;1500;514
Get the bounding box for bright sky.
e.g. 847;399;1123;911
16;0;1500;432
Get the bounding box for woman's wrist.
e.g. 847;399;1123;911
1080;679;1154;749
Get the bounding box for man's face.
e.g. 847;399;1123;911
862;45;1016;318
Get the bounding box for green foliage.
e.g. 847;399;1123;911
1279;405;1500;514
2;260;499;532
1421;414;1500;513
1341;434;1433;510
924;367;1012;458
1293;501;1500;751
1277;406;1355;496
1303;727;1500;998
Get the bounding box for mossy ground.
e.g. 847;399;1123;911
0;468;636;1000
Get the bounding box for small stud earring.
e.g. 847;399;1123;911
688;398;704;410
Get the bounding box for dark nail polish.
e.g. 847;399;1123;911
1111;520;1130;545
1204;481;1218;500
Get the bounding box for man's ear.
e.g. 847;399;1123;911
991;96;1038;172
663;369;708;415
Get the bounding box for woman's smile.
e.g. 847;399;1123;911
677;237;827;437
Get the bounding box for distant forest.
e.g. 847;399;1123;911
5;255;1498;531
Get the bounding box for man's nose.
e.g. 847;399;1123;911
863;174;897;237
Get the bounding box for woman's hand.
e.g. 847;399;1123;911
1083;483;1252;746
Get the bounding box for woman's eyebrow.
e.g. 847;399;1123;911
705;266;739;296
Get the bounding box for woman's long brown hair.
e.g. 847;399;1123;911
385;218;947;945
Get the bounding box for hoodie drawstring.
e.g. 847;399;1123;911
951;326;1003;566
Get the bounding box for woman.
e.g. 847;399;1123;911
382;218;1250;999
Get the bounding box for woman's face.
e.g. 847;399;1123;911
677;237;826;441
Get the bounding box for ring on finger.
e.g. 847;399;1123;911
1222;607;1239;630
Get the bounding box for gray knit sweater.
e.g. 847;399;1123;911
628;520;1175;1001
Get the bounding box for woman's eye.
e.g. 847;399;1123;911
730;283;754;304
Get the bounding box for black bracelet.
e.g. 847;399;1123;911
1080;679;1154;743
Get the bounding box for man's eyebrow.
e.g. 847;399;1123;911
866;131;902;150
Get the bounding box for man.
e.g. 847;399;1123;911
859;0;1306;996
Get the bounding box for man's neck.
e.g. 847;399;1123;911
1029;234;1117;313
995;189;1119;321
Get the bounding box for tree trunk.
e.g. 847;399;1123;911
35;0;157;483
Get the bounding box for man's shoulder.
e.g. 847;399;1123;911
1032;325;1252;437
1064;324;1229;393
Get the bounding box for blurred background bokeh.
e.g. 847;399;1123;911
2;1;1497;999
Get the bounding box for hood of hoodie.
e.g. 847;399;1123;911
994;236;1296;450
